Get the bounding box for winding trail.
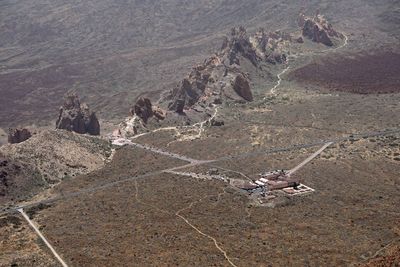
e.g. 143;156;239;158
134;179;237;267
131;107;220;142
266;32;348;96
175;201;238;267
17;208;68;267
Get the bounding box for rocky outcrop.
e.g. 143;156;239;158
131;97;153;123
211;118;224;126
166;55;223;112
8;128;32;144
131;97;166;123
224;26;260;66
162;14;342;116
299;12;344;46
56;93;100;135
163;27;269;112
233;74;253;101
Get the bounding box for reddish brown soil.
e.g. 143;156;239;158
289;52;400;94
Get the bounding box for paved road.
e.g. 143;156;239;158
18;208;68;267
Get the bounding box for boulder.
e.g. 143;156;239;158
131;97;166;123
132;97;154;123
8;128;32;144
233;74;253;101
301;14;344;46
153;106;166;120
267;51;287;64
226;26;259;67
56;93;100;135
296;36;304;43
302;19;333;46
171;99;186;114
211;118;224;126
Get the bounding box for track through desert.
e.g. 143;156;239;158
175;199;238;267
134;179;237;266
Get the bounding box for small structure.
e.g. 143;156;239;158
254;169;314;197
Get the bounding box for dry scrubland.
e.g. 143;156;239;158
1;0;400;266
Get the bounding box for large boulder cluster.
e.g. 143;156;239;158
56;93;100;135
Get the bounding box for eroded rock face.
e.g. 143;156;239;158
56;93;100;135
233;74;253;101
299;13;344;46
162;14;343;115
131;97;166;123
164;27;261;111
131;97;154;123
8;128;32;144
225;26;260;66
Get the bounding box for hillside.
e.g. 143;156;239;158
0;1;400;266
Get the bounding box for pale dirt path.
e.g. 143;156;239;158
134;179;238;267
17;208;68;267
175;199;238;267
130;107;219;143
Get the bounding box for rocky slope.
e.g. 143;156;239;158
117;13;345;136
0;154;43;206
0;130;111;205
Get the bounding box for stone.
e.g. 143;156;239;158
132;97;154;123
233;74;253;101
211;119;224;126
300;13;344;46
8;128;32;144
56;93;100;135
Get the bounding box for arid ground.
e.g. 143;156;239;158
1;0;400;266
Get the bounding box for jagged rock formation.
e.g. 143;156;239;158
223;26;260;66
131;97;166;123
117;97;167;137
131;97;153;123
56;93;100;135
152;14;343;130
8;128;32;144
250;29;290;64
298;12;344;46
162;25;295;113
